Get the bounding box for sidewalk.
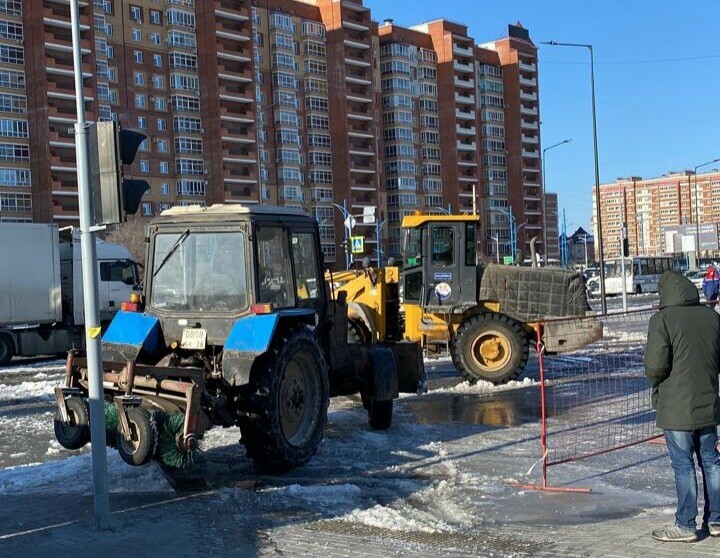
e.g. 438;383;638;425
1;489;719;558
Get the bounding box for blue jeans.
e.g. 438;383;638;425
665;427;720;531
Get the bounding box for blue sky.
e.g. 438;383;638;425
364;0;720;231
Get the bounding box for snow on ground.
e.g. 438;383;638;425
0;378;60;402
0;449;172;495
431;377;538;395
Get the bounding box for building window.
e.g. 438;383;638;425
0;143;29;163
0;45;23;65
0;192;31;212
0;69;24;90
135;94;146;109
157;139;169;153
153;54;163;67
0;168;30;186
169;52;198;71
270;12;294;32
138;138;150;152
174;137;203;154
0;20;23;41
176;179;206;196
157;118;167;131
176;158;204;175
134;72;144;86
0;118;28;138
132;28;142;42
166;8;195;29
137;116;148;129
133;50;143;64
160;183;170;195
150;10;161;25
302;21;325;38
152;75;165;89
150;32;161;45
130;5;142;23
154;96;166;111
139;159;150;173
159;161;169;174
141;202;153;216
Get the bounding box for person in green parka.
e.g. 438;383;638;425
645;270;720;542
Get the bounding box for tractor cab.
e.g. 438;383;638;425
401;213;481;310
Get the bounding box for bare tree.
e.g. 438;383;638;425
105;214;149;265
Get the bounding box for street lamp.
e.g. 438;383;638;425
693;158;720;264
489;207;523;262
542;139;572;262
542;40;606;314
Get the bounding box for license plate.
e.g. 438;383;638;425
180;328;206;350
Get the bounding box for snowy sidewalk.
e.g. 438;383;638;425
1;489;720;558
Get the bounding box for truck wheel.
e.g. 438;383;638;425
0;334;14;366
240;329;329;472
116;407;158;467
54;397;90;450
451;313;529;385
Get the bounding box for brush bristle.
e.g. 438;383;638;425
157;413;202;469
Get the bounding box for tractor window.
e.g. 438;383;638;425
431;227;454;266
402;227;422;268
291;232;320;300
257;227;296;308
465;224;477;266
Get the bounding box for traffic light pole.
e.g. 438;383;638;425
70;0;110;530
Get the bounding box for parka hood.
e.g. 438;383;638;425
659;271;700;308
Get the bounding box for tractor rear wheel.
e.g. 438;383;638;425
54;397;90;450
361;394;393;430
0;334;14;366
117;407;158;467
451;313;529;385
240;329;329;472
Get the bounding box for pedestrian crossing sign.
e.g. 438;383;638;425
350;236;364;254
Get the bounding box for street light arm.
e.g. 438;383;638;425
542;40;592;50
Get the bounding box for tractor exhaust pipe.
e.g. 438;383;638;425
530;236;538;267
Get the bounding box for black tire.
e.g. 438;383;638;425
240;329;329;472
347;319;370;345
0;334;14;366
635;284;642;295
367;398;393;430
450;313;529;385
116;407;158;467
54;397;90;450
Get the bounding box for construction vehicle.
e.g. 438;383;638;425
332;213;600;385
0;224;139;365
53;205;425;471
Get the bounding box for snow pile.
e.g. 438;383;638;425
0;450;173;494
431;376;537;395
0;360;65;375
264;483;363;513
0;379;59;402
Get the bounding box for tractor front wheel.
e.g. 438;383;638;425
451;313;529;385
240;329;329;472
54;397;90;450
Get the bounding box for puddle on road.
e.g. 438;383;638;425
402;389;542;428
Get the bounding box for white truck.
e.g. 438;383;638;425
0;223;139;364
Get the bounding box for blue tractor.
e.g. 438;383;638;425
53;205;426;470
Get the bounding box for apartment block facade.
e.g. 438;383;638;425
593;170;720;258
1;0;549;267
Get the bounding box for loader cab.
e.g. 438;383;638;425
401;214;480;309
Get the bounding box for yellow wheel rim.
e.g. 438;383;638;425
471;330;512;372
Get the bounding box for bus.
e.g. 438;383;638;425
587;256;675;295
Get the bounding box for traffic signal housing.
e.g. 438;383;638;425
88;122;150;225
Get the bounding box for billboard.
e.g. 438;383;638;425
661;223;719;253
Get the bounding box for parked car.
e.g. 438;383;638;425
688;270;705;290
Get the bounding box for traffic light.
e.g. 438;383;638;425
88;122;150;225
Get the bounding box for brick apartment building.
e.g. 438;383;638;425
0;0;548;267
593;170;720;259
544;190;560;260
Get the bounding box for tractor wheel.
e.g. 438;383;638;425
116;407;158;467
0;334;14;366
361;394;393;430
347;319;371;345
54;397;90;450
451;313;529;385
240;329;329;472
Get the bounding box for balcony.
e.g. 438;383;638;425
453;59;474;74
344;38;370;50
454;76;474;89
519;60;536;72
520;105;538;116
343;19;369;32
522;150;539;158
346;74;372;86
455;108;475;121
456;125;476;136
457;141;477;151
453;43;473;57
520;91;538;101
457;159;478;167
216;45;252;62
454;92;475;105
215;0;250;21
521;134;539;144
520;76;537;87
344;55;371;67
521;119;539;130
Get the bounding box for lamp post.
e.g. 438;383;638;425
374;217;388;268
542;40;606;314
332;200;353;270
693;158;720;264
489;207;522;262
542;139;572;262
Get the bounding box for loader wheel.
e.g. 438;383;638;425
0;334;14;366
240;329;329;472
451;313;529;385
348;319;371;345
361;394;393;430
54;397;90;450
117;407;158;467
